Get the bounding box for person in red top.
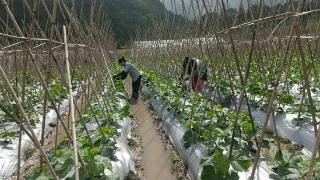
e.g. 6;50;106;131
180;57;207;92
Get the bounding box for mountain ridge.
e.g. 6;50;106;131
0;0;186;47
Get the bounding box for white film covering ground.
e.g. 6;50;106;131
0;91;78;179
143;85;276;180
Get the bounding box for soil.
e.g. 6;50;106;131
12;77;186;180
128;116;144;178
151;113;188;180
124;79;178;180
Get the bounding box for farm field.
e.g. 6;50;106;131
0;0;320;180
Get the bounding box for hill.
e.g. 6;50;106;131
0;0;187;47
101;0;186;47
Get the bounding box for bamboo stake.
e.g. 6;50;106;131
50;52;94;147
68;60;108;143
219;0;256;158
250;22;295;180
17;127;22;180
0;103;33;142
1;0;87;170
0;1;59;178
207;9;320;37
0;64;58;179
63;25;79;180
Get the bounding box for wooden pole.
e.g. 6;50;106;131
0;64;58;179
1;0;87;169
0;0;58;178
63;25;80;180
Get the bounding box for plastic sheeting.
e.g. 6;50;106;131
0;80;135;179
0;92;77;180
239;161;275;180
64;107;135;179
203;82;319;151
142;85;276;180
251;109;315;150
111;118;135;179
147;96;207;180
84;99;135;179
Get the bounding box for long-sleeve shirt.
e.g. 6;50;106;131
114;63;141;81
181;58;207;81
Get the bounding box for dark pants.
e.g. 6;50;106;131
131;75;142;100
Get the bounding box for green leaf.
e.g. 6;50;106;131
248;83;263;95
100;127;116;136
35;175;51;180
95;108;102;115
183;130;199;148
281;94;294;104
89;147;101;155
201;164;223;179
231;159;252;172
25;167;53;180
101;144;117;157
262;138;273;148
227;172;240;180
91;133;102;146
49;155;58;166
78;167;90;180
94;155;112;170
25;169;42;180
275;150;283;160
241;122;254;135
214;148;230;175
0;130;18;138
56;158;74;178
80;137;90;147
87;160;104;177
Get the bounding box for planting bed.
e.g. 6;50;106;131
23;77;135;179
0;68;136;179
137;68;319;179
0;75;83;178
1;0;320;179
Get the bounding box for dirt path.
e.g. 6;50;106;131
125;79;176;180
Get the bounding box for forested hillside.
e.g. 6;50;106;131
1;0;317;46
0;0;186;47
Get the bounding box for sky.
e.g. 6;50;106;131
160;0;287;18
